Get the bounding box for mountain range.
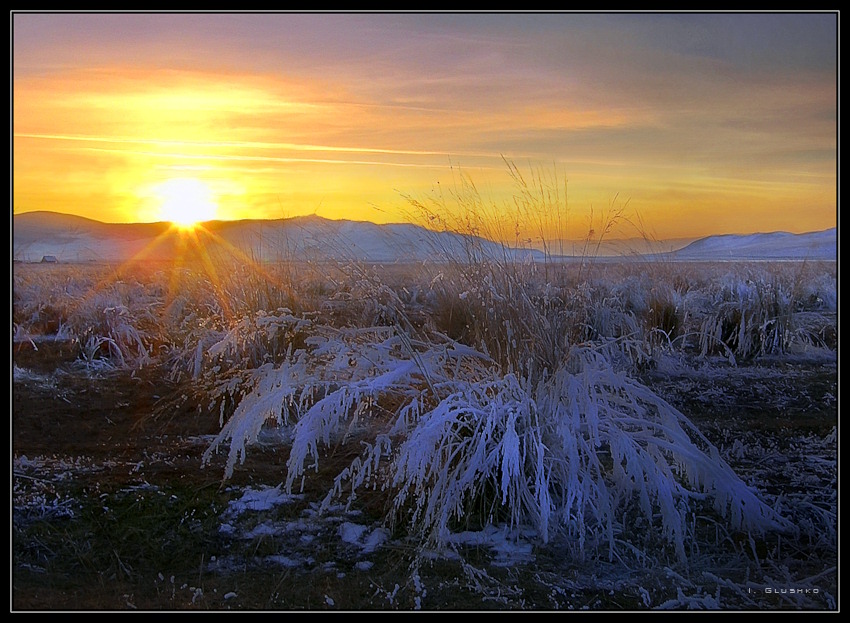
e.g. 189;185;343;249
12;211;836;263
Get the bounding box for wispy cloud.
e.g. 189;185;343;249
74;145;459;170
14;132;453;158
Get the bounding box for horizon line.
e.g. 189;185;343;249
12;208;837;243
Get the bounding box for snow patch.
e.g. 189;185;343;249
338;521;390;554
447;524;536;566
225;484;298;517
339;521;368;544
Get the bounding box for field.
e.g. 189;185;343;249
12;252;838;611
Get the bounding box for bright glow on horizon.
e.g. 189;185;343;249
154;178;218;228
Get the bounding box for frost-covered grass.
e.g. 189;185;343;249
191;258;825;568
13;229;836;609
13;253;836;538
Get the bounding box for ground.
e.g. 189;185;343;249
11;338;838;611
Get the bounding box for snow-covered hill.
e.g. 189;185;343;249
12;211;836;263
12;211;544;263
672;228;836;261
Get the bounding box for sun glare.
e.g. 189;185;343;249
155;178;218;229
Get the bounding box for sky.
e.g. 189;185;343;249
12;11;838;241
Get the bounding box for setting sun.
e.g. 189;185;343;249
155;178;218;228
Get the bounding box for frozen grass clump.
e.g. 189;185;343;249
685;266;835;363
18;265;163;367
193;163;800;566
202;318;791;565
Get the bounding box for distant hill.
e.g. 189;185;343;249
13;211;178;262
11;211;544;263
671;228;836;261
12;211;836;263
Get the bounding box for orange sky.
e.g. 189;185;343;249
12;12;837;241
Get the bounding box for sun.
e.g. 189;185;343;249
155;178;218;229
